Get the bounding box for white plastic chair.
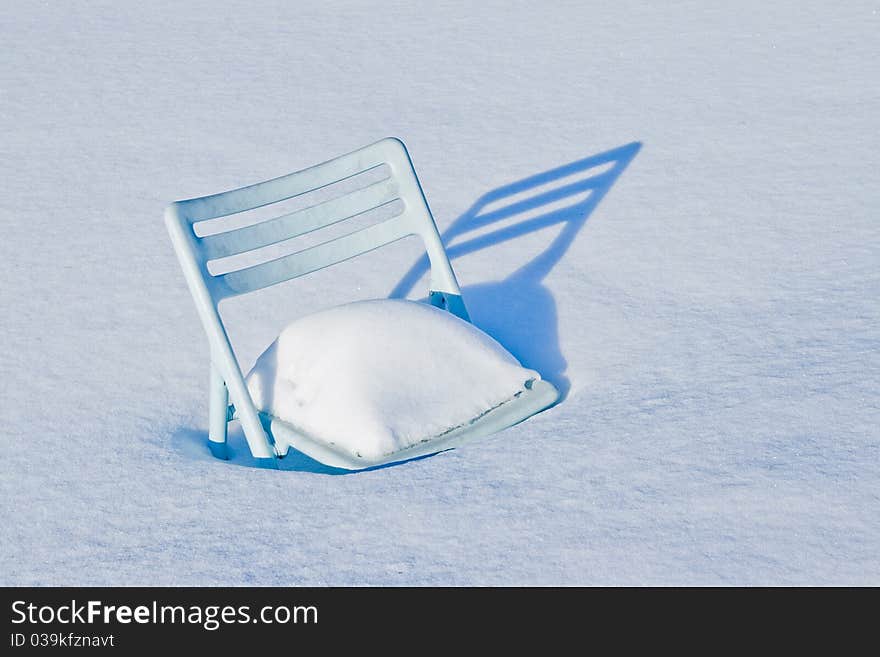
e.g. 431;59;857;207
166;138;558;469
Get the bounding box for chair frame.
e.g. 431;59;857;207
165;138;470;466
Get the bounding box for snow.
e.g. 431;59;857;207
1;1;878;585
245;299;538;462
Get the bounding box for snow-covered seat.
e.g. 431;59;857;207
165;138;559;469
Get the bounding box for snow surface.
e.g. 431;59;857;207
1;1;878;585
246;299;538;460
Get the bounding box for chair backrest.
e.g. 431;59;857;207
165;137;462;304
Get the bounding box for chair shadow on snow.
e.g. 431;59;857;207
390;141;642;400
171;141;640;473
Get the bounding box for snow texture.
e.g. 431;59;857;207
246;299;538;460
1;1;878;585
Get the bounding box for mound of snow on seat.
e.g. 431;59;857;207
245;299;539;461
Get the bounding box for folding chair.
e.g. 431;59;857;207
165;138;559;469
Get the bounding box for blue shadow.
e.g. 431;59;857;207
390;141;642;399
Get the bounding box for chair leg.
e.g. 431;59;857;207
208;362;230;459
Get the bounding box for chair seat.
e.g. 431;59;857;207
247;379;559;470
